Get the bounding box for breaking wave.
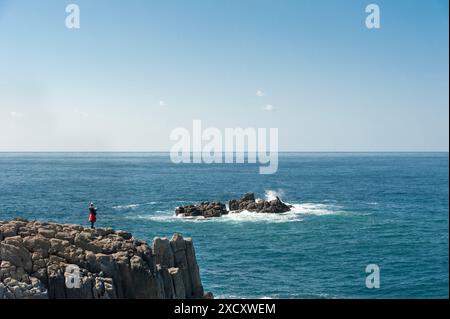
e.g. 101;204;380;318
112;202;158;210
113;204;140;210
289;203;339;216
264;189;285;201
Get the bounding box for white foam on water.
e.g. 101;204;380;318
218;202;341;223
138;213;177;222
113;202;159;210
219;210;303;223
112;204;140;210
289;203;339;216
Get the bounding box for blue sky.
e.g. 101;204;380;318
0;0;448;151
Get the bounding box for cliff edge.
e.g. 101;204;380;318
0;218;211;299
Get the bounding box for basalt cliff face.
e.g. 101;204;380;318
0;218;211;299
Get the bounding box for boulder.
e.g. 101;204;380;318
229;193;292;214
175;202;228;218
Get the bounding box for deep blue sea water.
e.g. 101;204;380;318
0;152;448;298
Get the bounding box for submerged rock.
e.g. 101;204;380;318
176;193;292;218
0;218;210;299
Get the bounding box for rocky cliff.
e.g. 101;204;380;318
0;218;211;299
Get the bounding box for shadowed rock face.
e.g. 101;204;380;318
176;193;292;218
0;218;209;299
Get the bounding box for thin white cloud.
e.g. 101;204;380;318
10;111;24;118
263;104;274;111
159;100;166;106
256;90;265;97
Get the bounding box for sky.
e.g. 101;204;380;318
0;0;448;151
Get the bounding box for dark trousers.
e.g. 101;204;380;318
90;221;95;229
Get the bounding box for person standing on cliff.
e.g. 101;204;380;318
88;202;97;229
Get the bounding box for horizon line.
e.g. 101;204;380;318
0;151;448;153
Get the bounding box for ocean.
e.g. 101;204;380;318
0;152;448;298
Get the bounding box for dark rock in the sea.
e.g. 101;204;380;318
0;218;210;299
229;193;292;214
176;193;292;218
175;202;228;218
229;192;255;211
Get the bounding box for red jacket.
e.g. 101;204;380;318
89;209;97;222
